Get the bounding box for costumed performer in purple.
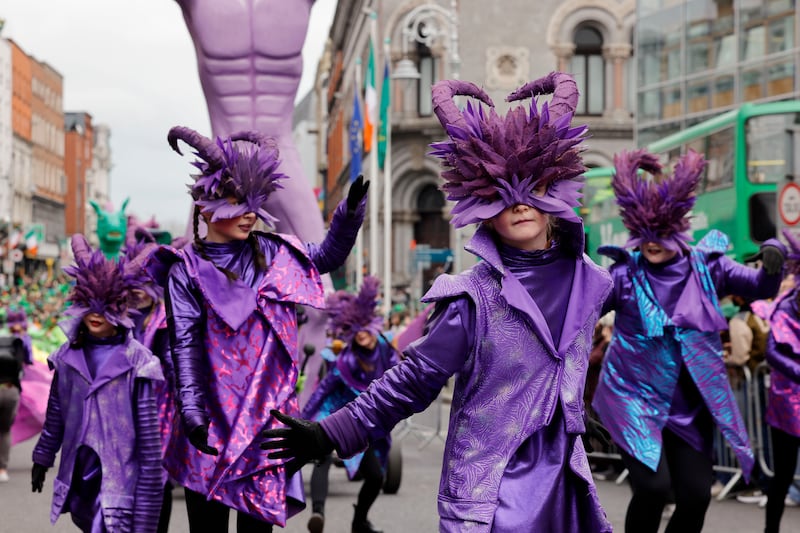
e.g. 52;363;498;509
124;230;178;533
173;0;332;403
751;229;800;533
262;72;615;532
31;234;164;533
303;275;400;533
0;309;33;483
156;126;368;532
592;149;786;533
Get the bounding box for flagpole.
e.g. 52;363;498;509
368;11;380;278
382;37;393;317
354;58;364;290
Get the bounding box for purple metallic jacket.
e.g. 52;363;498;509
32;318;164;533
753;290;800;438
594;231;784;476
160;198;363;526
321;225;613;532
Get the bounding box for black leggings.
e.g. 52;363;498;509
620;429;713;533
184;487;273;533
310;447;384;518
765;426;800;533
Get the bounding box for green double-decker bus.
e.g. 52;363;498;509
582;100;800;266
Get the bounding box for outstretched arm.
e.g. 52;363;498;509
712;239;785;300
306;176;369;274
262;297;473;468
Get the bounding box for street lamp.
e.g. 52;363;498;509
392;1;460;83
392;1;465;275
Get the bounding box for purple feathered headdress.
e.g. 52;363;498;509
428;72;588;228
63;234;150;328
121;227;161;304
325;276;384;342
782;229;800;276
612;148;705;251
168;127;286;226
6;309;28;330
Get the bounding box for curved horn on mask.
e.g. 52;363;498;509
228;131;279;152
506;72;579;120
431;80;494;132
70;233;93;268
167;126;224;168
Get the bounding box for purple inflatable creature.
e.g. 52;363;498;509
175;0;332;404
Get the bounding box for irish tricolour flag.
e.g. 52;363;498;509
363;39;377;154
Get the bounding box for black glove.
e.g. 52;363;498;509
31;463;48;493
188;425;219;456
260;409;334;476
583;415;612;454
758;245;785;276
346;175;370;215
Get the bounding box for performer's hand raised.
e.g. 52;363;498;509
346;175;370;215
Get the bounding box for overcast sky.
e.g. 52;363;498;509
1;0;337;233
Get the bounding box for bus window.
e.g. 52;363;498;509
705;126;734;191
749;192;777;243
746;113;800;183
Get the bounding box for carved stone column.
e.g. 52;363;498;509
603;43;633;121
552;43;576;72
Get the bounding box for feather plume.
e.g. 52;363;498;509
63;234;140;327
429;74;588;227
171;127;286;226
325;276;384;342
612;148;705;251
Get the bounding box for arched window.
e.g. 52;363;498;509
416;29;439;117
413;184;449;248
570;26;605;115
413;183;450;293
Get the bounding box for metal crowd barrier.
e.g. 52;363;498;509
586;361;799;499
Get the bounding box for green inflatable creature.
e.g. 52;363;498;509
90;198;129;259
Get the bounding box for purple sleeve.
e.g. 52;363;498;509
133;379;164;533
165;263;209;433
321;298;474;458
32;370;64;467
766;334;800;382
306;197;366;274
709;246;782;301
600;265;625;316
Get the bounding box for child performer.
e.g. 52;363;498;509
752;230;800;533
31;234;164;533
592;149;785;533
158;127;368;532
303;276;399;533
262;73;615;532
125;232;176;533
